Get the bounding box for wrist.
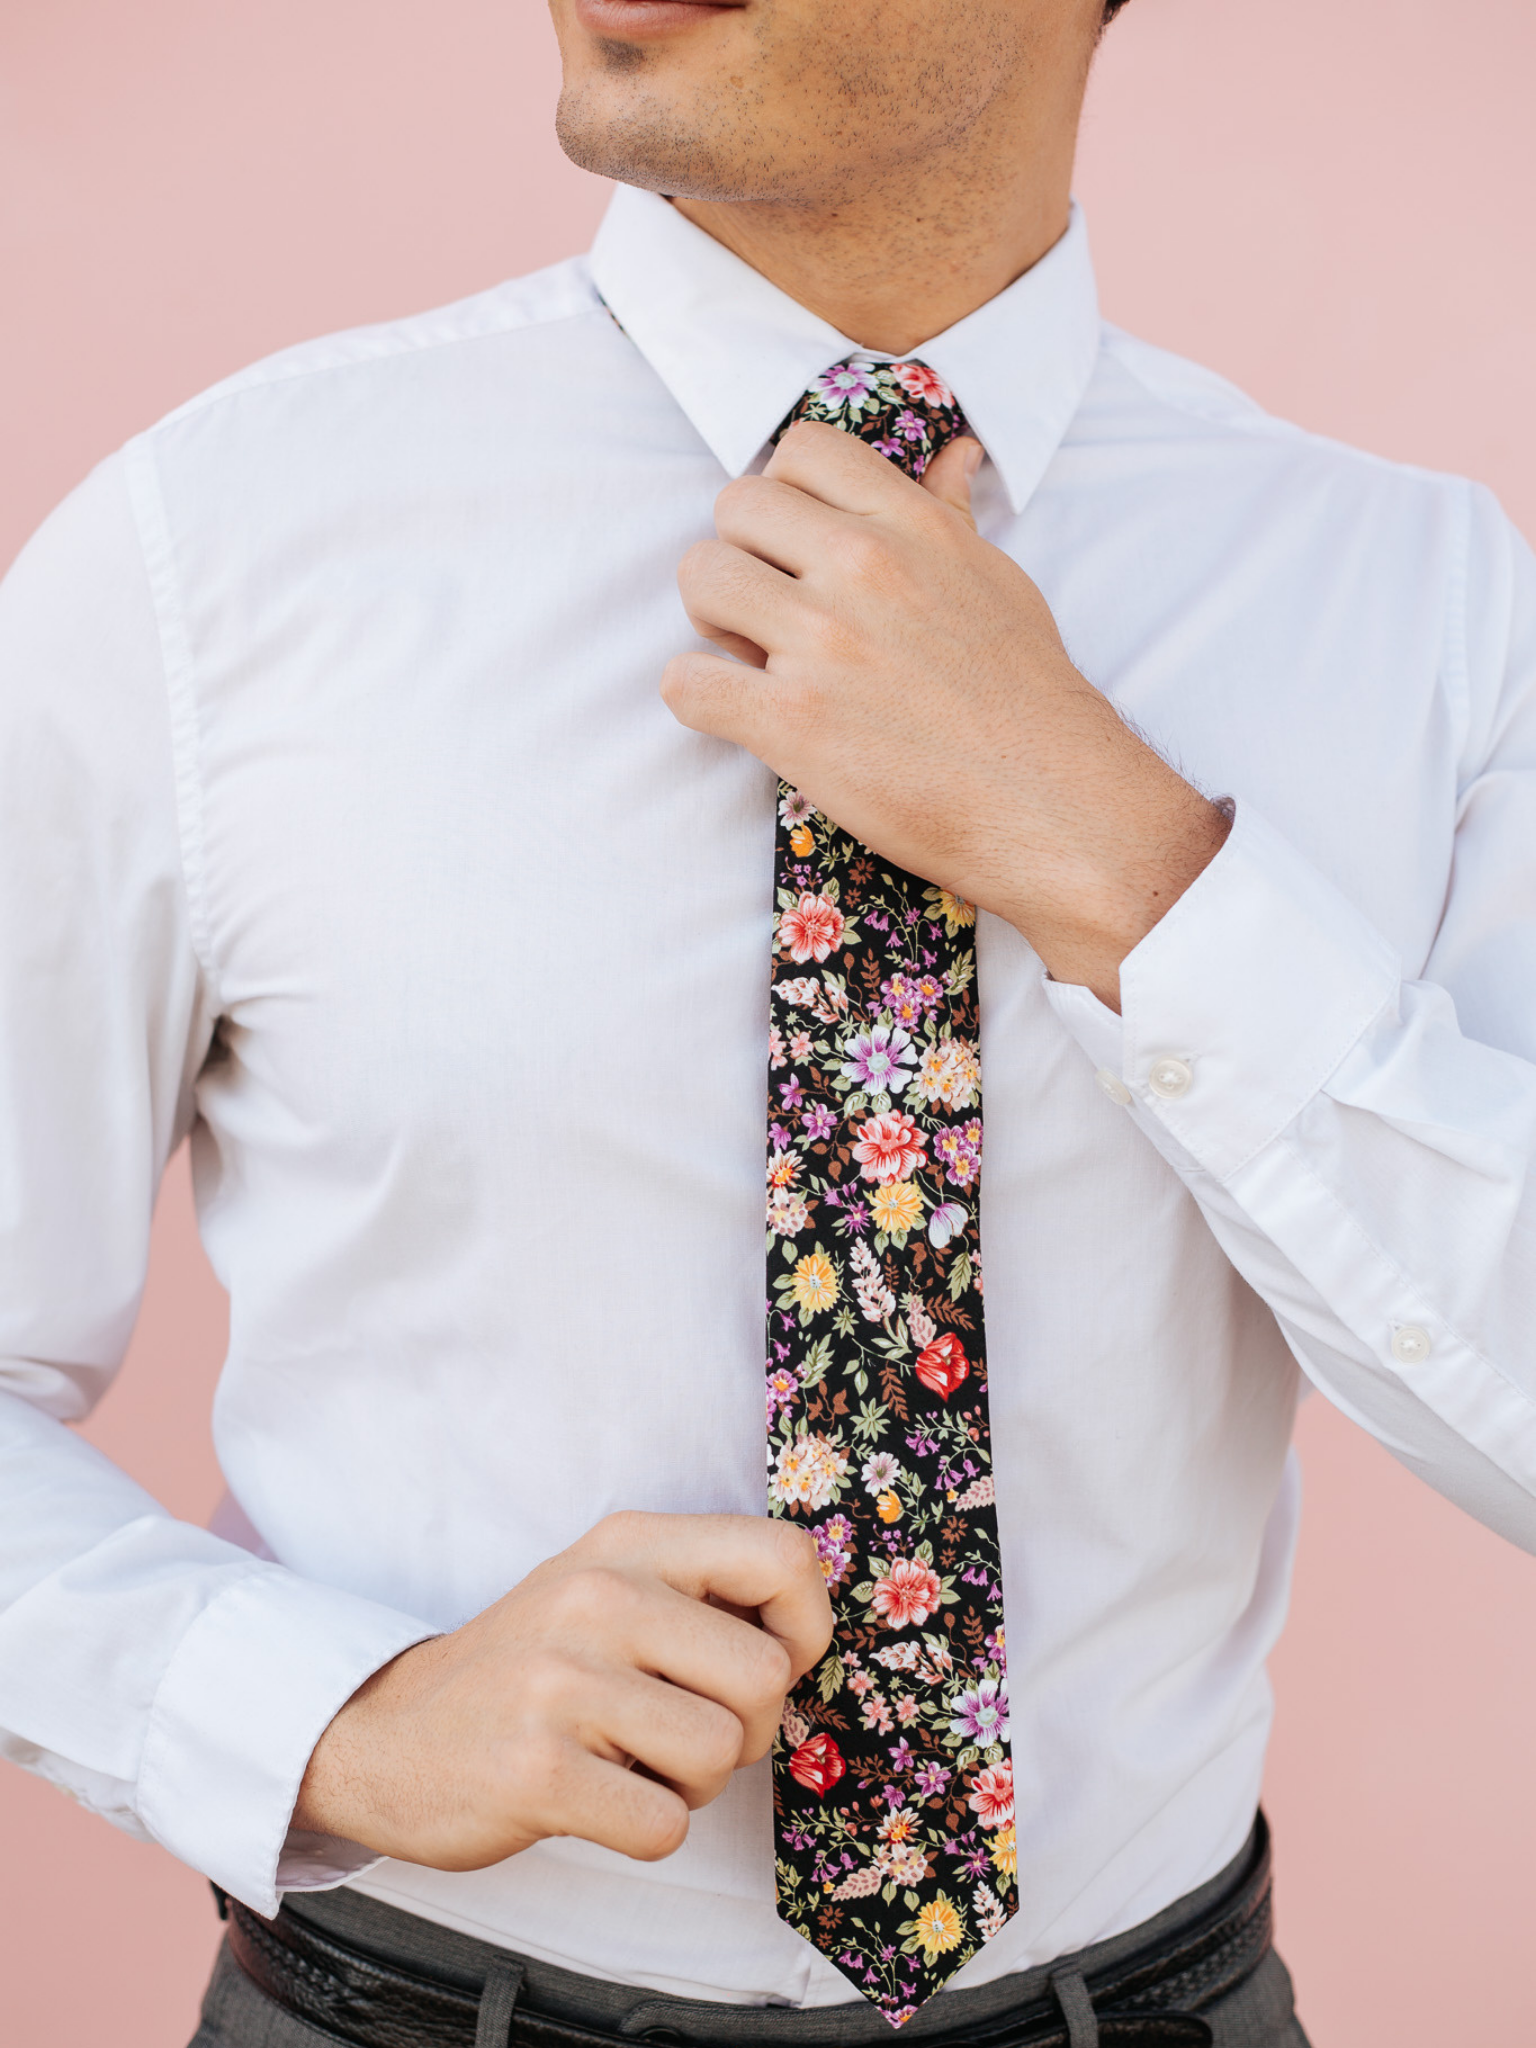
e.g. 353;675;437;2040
1010;772;1231;1012
291;1639;431;1848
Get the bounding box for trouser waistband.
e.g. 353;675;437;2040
221;1812;1272;2048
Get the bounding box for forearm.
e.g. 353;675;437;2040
987;696;1233;1009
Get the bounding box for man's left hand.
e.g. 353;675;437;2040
663;420;1229;1010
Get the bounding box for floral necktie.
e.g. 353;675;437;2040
764;358;1015;2024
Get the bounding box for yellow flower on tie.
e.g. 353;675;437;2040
989;1825;1017;1881
789;823;816;857
876;1488;902;1523
870;1179;922;1238
925;886;976;937
791;1250;839;1315
913;1895;965;1959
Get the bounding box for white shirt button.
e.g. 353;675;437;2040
1095;1068;1133;1106
1147;1056;1194;1100
1391;1324;1432;1366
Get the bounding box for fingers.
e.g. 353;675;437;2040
660;648;781;756
539;1552;814;1764
765;417;922;514
712;473;843;579
587;1512;834;1686
627;1581;796;1764
703;431;979;635
533;1745;692;1862
594;1664;746;1805
920;434;982;531
677;537;799;665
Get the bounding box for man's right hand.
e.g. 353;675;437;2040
291;1511;833;1870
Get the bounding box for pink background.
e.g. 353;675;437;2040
3;1;1535;2040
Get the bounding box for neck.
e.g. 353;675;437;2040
670;97;1081;353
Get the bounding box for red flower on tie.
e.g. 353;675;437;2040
788;1731;846;1797
914;1333;969;1398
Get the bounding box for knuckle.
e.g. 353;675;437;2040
768;1517;821;1580
714;474;760;524
677;536;724;585
777;420;824;459
519;1647;579;1715
829;525;892;587
802;605;861;667
554;1563;635;1629
771;675;821;738
690;1702;746;1781
747;1631;793;1702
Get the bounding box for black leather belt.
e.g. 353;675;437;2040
220;1813;1273;2048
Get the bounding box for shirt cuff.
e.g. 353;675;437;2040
276;1826;389;1893
1042;798;1400;1179
136;1562;436;1916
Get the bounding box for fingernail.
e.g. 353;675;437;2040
961;439;984;479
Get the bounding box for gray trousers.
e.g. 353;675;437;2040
191;1844;1311;2048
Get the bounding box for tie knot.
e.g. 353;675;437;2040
774;355;969;482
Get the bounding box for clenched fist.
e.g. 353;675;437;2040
664;422;1229;1008
293;1512;833;1869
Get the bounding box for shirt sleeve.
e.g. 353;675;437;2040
0;451;436;1914
1046;480;1536;1551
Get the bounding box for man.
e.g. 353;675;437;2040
2;0;1532;2040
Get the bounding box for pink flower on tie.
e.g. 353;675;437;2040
851;1110;928;1183
814;362;877;415
966;1759;1014;1831
947;1676;1010;1745
778;892;844;963
892;362;954;409
838;1023;917;1093
871;1558;944;1630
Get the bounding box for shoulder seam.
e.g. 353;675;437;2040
1099;326;1458;485
121;435;222;1009
152;274;602;435
1097;327;1290;441
1445;477;1475;789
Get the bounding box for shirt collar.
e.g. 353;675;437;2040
588;183;1102;517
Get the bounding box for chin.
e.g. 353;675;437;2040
555;85;791;205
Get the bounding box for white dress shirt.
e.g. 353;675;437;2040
2;182;1535;2009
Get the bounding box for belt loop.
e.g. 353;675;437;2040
1050;1969;1100;2048
475;1960;525;2048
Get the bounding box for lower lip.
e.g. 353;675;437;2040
574;0;742;37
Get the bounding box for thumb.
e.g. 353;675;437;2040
920;434;982;530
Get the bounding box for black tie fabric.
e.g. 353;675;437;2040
764;357;1016;2023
